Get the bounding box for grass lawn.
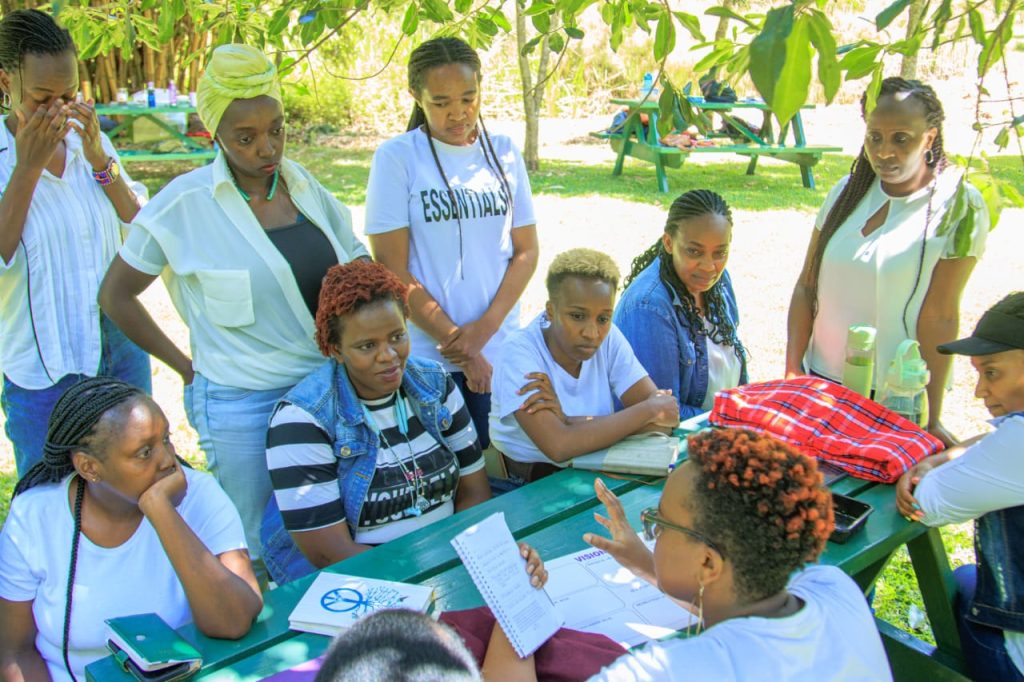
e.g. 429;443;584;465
2;142;1021;646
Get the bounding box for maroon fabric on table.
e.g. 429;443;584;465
708;376;944;483
439;606;628;681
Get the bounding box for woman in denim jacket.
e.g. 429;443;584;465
260;261;491;584
614;190;747;419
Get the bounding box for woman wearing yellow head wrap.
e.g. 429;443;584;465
99;44;369;581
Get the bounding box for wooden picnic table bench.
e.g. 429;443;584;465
96;103;216;164
591;97;842;193
87;419;967;681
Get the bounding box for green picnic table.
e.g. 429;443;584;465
591;97;842;193
96;103;216;164
86;423;967;681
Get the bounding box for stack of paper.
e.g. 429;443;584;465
571;432;681;476
288;573;436;637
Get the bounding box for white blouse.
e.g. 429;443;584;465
0;119;148;390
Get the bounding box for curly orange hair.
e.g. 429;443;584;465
686;428;834;601
315;261;410;357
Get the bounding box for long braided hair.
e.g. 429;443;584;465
0;9;75;112
406;37;514;274
14;377;146;682
624;189;746;368
807;77;948;330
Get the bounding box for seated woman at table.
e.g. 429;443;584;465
0;378;262;682
98;44;369;578
488;248;678;484
482;429;892;680
897;292;1024;682
786;77;990;447
615;189;746;419
260;261;491;585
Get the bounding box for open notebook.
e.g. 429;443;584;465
571;432;681;476
288;573;436;637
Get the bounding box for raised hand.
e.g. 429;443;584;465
14;99;70;173
584;478;656;582
66;99;109;170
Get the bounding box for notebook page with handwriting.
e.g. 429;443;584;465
450;512;563;657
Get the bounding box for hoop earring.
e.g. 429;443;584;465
1;90;10;109
687;581;706;637
924;148;935;165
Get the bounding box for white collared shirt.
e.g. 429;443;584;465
120;152;369;390
0;117;149;389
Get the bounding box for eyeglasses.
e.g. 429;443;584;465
640;507;725;558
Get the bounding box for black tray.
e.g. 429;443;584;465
829;493;873;544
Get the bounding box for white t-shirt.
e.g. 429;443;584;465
591;565;892;681
0;468;246;682
489;313;649;465
806;170;989;390
702;322;743;410
364;128;536;370
915;413;1024;675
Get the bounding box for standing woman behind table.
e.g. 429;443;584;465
366;36;539;448
0;9;150;477
615;189;746;420
786;77;989;447
98;44;369;576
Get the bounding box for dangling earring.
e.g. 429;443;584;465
924;148;935;166
687;581;706;637
1;90;11;110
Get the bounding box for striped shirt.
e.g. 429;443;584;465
0;120;148;389
267;376;482;544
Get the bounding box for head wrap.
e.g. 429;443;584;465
196;43;282;138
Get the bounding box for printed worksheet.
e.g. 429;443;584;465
544;541;697;647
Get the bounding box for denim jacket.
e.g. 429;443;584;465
613;259;747;419
260;356;455;583
970;411;1024;632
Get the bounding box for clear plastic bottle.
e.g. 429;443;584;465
167;79;177;107
842;325;876;398
641;72;655;97
878;339;930;427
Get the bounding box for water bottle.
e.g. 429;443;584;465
167;79;177;107
842;325;876;398
146;81;156;108
878;339;930;428
641;72;656;97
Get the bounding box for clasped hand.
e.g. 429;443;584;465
15;98;109;172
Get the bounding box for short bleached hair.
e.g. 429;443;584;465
545;248;620;297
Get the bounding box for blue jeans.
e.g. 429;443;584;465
451;371;491;450
183;373;290;570
2;315;151;477
953;564;1024;681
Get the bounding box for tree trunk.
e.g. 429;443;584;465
714;0;737;42
515;1;553;172
900;0;925;79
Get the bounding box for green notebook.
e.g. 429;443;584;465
105;613;201;680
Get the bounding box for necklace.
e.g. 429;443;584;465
229;166;279;202
364;393;430;517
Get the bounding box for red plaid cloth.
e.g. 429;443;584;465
709;376;944;483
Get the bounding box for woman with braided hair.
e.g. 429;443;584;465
0;377;261;681
365;36;539;450
0;9;151;477
615;189;746;419
482;429;891;679
259;261;491;584
787;77;990;447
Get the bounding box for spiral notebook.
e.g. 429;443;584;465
571;432;681;476
451;512;563;658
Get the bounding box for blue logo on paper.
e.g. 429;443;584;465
321;587;369;613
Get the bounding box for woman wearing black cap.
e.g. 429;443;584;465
897;291;1024;682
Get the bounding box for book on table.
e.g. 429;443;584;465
105;613;201;680
570;432;682;476
288;573;436;637
451;512;564;658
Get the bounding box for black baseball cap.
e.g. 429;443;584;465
938;309;1024;356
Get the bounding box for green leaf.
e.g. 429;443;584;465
967;9;986;46
994;126;1011;150
548;32;565;52
421;0;454;23
839;44;882;79
525;1;555;16
748;5;794;110
657;86;674;137
673;11;704;41
401;3;419;34
490;9;512;32
564;26;584;39
476;17;498;36
268;7;291;37
930;0;952;49
704;6;756;29
654;11;676;61
455;0;472;13
863;63;884;115
806;10;839;103
771;14;812;127
531;11;551;33
875;0;910;31
520;35;542;56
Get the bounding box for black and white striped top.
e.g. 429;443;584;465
267;376;482;543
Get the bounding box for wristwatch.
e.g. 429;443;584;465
92;157;120;186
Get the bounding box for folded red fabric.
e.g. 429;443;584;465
709;376;944;483
439;606;627;681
